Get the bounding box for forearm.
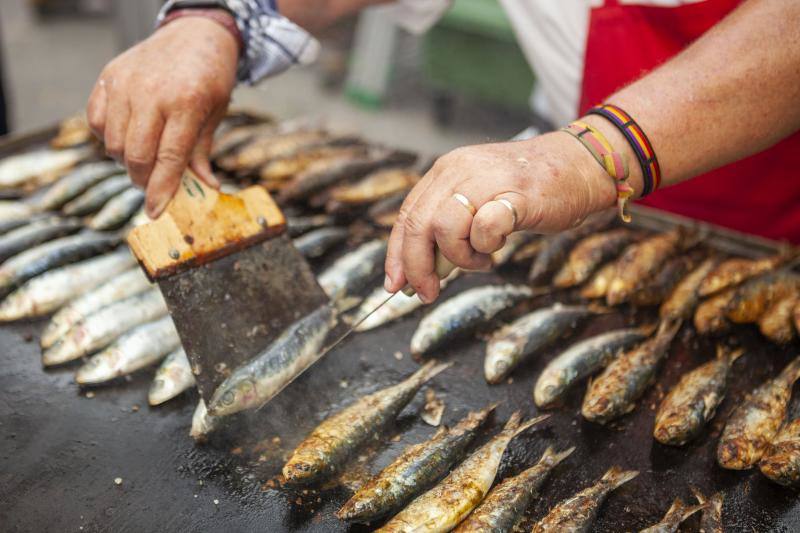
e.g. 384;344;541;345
584;0;800;194
279;0;391;33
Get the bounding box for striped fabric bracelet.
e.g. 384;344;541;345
562;121;634;223
587;104;661;197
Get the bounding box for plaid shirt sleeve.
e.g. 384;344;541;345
158;0;320;85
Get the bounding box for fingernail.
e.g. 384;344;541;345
147;198;168;219
384;274;393;292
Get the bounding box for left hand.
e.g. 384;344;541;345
383;132;617;303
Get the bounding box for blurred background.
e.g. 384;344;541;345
0;0;542;156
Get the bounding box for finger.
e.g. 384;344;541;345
145;113;203;218
103;84;131;161
384;171;437;292
86;80;108;140
432;193;492;270
124;107;164;190
470;193;523;254
400;208;439;303
188;123;220;189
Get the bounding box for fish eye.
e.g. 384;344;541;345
221;390;236;406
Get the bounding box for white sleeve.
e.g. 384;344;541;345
385;0;453;34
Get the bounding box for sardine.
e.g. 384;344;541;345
41;268;151;349
717;356;800;469
654;346;743;446
531;465;638;533
62;174;131;216
698;249;797;297
534;325;653;407
491;231;541;268
148;348;195;406
725;270;800;324
691;489;724;533
217;130;331;171
208;305;337;417
190;399;221;443
0;214;45;236
629;253;702;307
87;188;144;230
453;446;574;533
606;227;700;305
51;114;93;149
287;214;336;237
0;146;93;190
377;412;548;533
0;249;134;321
411;285;534;357
553;229;636;288
0;201;34;222
258;145;366;184
337;404;496;523
34;161;122;211
351;269;461;333
0;231;121;299
326;168;419;209
0;216;84;263
639;498;705;533
528;210;616;285
75;316;180;385
693;288;735;335
757;293;798;344
293;226;349;259
582;320;681;424
759;418;800;486
210;122;278;160
282;360;451;486
42;289;167;366
367;193;405;229
660;257;719;323
485;304;601;385
318;239;387;310
580;262;618;300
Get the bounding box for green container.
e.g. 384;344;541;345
422;0;535;110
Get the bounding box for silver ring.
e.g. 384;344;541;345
497;198;518;229
452;193;477;216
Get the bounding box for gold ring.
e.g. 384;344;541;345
497;198;518;229
452;193;477;216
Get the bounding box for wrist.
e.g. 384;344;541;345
579;114;645;199
159;8;243;54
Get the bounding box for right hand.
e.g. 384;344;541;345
87;16;240;218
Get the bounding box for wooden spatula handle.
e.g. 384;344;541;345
402;248;456;297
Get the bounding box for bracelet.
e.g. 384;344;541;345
159;8;244;53
587;104;661;197
562;121;634;223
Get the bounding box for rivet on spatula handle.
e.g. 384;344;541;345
402;249;457;297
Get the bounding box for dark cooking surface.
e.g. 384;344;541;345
2;262;800;532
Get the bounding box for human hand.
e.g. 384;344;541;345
87;16;239;217
384;132;618;302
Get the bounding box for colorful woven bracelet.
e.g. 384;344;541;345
586;104;661;197
562;121;634;223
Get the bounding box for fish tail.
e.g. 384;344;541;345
657;318;683;340
690;486;706;505
600;465;639;489
410;359;453;386
717;345;744;365
778;355;800;385
508;413;549;439
540;445;576;467
586;302;613;315
638;322;659;337
681;501;707;522
503;411;523;432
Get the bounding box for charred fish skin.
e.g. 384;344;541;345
318;239;387;310
698;249;796;297
553;228;636;288
580;261;618;300
606;227;699;306
629;253;702;307
453;446;574;533
485;304;599;385
75;316;180;385
533;325;653;408
693;287;735;335
582;320;681;425
757;294;798;344
208;305;337;417
660;257;719;323
725;270;800;324
717;356;800;470
531;466;638;533
40;268;151;349
0;216;84;264
337;404;497;523
42;289;167;367
653;346;743;446
377;412;549;533
759;418;800;486
639;498;705;533
691;488;724;533
283;360;451;486
411;285;534;357
148;348;195;406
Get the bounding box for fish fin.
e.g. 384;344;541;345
600;465;639;489
503;411;523;432
509;413;549;439
411;360;453;386
540;445;576;467
717;345;745;365
681;502;707;522
690;486;706;505
657;318;683;340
